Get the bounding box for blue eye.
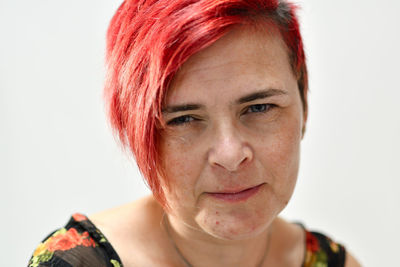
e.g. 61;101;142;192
247;104;271;113
168;115;195;126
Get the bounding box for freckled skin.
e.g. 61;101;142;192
160;26;306;242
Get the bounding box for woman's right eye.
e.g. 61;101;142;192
167;115;195;126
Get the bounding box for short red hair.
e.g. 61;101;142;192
104;0;308;207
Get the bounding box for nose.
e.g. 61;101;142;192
207;123;253;172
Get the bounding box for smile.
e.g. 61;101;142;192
207;183;264;203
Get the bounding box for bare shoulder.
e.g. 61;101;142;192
272;217;305;247
273;218;363;267
89;195;163;232
345;250;362;267
268;217;305;266
89;195;170;266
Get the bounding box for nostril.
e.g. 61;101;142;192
208;145;253;172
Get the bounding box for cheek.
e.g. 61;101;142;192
161;132;192;176
259;116;302;199
160;136;203;202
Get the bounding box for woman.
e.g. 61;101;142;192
28;0;361;266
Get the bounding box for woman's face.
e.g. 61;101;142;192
159;26;306;240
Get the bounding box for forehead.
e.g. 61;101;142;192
167;25;295;103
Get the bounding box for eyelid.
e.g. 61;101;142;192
242;103;275;114
167;114;198;126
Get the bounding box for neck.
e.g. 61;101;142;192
164;214;273;267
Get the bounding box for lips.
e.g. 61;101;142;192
207;183;264;202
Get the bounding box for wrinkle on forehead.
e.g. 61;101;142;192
168;25;293;98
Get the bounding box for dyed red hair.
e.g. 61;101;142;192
104;0;308;207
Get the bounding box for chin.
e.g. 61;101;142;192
195;204;277;241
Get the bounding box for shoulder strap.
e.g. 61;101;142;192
67;213;124;266
303;230;346;267
28;213;123;267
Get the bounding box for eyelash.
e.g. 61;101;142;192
167;115;197;126
167;104;274;126
244;103;273;114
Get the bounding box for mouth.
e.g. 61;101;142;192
206;183;264;203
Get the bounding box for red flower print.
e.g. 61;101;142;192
306;231;320;252
72;213;87;222
47;228;96;252
81;232;96;247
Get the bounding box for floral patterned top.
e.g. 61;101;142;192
28;213;346;267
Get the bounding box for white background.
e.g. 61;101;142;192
1;0;399;266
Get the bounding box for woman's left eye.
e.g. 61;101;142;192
245;104;272;114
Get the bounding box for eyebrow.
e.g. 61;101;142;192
236;88;288;104
162;104;204;114
162;88;288;114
